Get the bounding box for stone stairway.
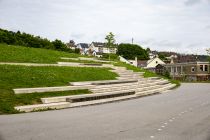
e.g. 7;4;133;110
14;66;176;112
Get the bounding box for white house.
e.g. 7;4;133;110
126;57;165;70
89;42;117;57
146;57;165;68
76;43;89;55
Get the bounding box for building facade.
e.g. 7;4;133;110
76;43;89;55
89;42;117;57
163;62;210;81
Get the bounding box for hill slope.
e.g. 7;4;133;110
0;43;80;63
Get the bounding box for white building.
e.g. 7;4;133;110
89;42;117;57
146;57;165;68
126;57;165;70
76;43;89;55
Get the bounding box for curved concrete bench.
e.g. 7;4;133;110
66;90;135;103
70;79;138;86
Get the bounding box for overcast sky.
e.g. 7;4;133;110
0;0;210;54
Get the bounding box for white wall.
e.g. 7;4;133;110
147;58;165;68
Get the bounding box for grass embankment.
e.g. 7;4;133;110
0;43;81;63
0;65;117;114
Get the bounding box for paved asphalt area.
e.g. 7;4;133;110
0;83;210;140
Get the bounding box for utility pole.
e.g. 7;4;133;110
132;38;134;44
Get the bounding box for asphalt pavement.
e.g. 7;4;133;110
0;83;210;140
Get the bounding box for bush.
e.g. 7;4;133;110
0;28;73;53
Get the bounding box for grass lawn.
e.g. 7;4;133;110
0;65;117;114
0;43;81;63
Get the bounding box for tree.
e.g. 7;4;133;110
207;48;210;62
52;39;66;51
146;47;151;53
117;43;149;60
0;28;73;53
158;53;167;60
105;32;116;60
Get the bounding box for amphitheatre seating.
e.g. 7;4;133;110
66;90;135;103
14;65;177;112
13;85;94;94
70;79;138;86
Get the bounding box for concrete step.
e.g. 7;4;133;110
137;80;169;87
13;85;93;94
66;90;135;103
117;74;141;77
148;77;162;80
136;84;176;96
136;83;171;92
70;79;138;86
138;79;169;85
15;102;70;112
16;84;176;112
91;82;170;93
41;89;136;104
91;85;138;93
117;77;141;80
68;94;137;108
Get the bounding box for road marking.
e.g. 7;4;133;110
169;119;173;122
161;125;165;128
164;123;168;125
150;136;155;138
158;128;162;131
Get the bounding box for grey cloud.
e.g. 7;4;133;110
0;0;210;54
185;0;201;6
206;25;210;29
70;33;85;39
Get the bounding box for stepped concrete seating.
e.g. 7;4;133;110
136;83;172;92
136;84;176;96
68;94;137;108
14;65;177;112
89;80;171;94
90;83;138;93
13;85;94;94
41;90;135;104
14;81;176;112
70;79;138;86
66;90;135;103
15;102;70;112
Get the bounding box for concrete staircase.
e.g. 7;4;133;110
14;66;176;112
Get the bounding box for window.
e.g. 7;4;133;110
191;67;195;72
156;61;158;64
200;65;203;71
205;65;208;72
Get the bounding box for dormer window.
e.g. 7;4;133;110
191;67;195;72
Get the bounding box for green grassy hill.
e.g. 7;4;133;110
0;44;118;114
0;43;80;63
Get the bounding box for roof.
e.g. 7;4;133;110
77;43;89;48
137;60;147;67
163;61;210;66
92;42;107;48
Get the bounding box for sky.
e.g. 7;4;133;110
0;0;210;55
